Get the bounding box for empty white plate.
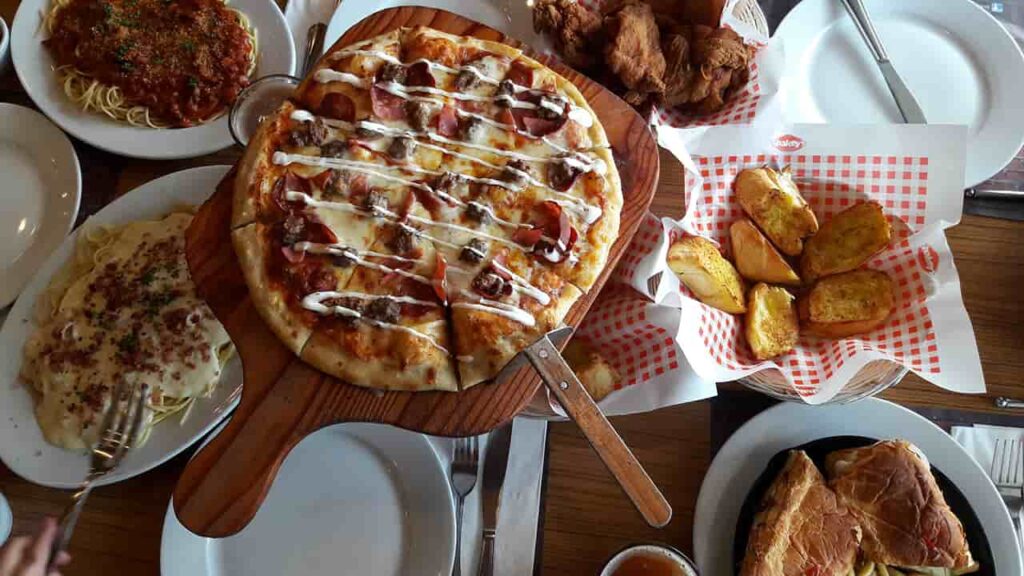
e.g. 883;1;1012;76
0;103;80;309
775;0;1024;187
161;423;456;576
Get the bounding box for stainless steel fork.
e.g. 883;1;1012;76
990;437;1024;553
47;381;150;569
450;436;480;576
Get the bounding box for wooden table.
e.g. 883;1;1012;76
1;1;1023;573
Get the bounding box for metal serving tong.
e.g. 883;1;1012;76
496;326;672;528
47;382;150;569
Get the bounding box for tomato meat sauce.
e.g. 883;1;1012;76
45;0;254;127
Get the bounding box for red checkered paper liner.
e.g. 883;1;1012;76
645;123;983;403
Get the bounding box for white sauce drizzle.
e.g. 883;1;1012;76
454;291;536;327
285;113;603;223
300;292;448;352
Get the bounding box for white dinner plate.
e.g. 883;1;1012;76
0;103;80;309
775;0;1024;188
693;397;1022;576
323;0;549;55
160;423;456;576
10;0;295;160
0;165;242;489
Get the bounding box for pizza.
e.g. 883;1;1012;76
232;26;623;391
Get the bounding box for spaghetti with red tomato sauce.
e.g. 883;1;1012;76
43;0;257;128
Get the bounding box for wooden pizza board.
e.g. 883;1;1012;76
173;6;660;537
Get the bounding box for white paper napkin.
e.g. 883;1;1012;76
952;424;1024;482
429;417;547;575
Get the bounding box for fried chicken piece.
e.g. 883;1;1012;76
661;24;752;114
603;1;666;96
532;0;603;70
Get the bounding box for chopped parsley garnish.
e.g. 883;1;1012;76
117;332;139;354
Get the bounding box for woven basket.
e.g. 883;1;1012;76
724;0;907;403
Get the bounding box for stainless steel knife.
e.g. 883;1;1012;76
476;421;513;576
840;0;926;124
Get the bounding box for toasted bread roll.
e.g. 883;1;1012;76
563;339;619;402
740;450;861;576
826;441;977;572
668;236;746;314
798;270;895;338
745;283;799;360
801;201;892;282
735;167;819;257
730;219;801;285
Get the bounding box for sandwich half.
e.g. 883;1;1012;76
825;440;978;573
740;450;862;576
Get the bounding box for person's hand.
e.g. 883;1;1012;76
0;518;71;576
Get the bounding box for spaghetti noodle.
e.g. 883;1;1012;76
43;0;258;128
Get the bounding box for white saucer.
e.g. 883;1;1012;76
693;397;1022;575
0;103;80;309
161;423;456;576
775;0;1024;188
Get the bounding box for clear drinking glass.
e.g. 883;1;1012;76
229;74;302;147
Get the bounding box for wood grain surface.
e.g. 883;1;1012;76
171;7;660;538
1;0;1024;573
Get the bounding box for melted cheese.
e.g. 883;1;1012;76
21;214;232;451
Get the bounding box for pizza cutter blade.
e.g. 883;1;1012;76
496;326;673;528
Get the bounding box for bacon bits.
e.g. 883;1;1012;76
436;105;460;138
388;136;416;161
405;101;432;132
548;157;583;191
472;268;513;299
302;267;336;294
318;92;355;121
364;297;401;324
460;239;489;264
376;62;407;84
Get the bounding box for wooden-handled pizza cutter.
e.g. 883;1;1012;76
498;326;672;528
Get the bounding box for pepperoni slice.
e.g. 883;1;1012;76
405;61;436;87
370;85;406;120
436;104;459;138
512;227;544;247
318;92;355;121
506;59;534;88
521;114;566;137
432;253;449;304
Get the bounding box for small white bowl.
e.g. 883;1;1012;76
600;543;700;576
0;16;10;77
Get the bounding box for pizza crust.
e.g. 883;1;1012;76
231;223;315;355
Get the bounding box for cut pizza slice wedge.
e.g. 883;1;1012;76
448;246;582;389
299;230;457;392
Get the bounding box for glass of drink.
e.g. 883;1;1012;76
229;74;302;148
